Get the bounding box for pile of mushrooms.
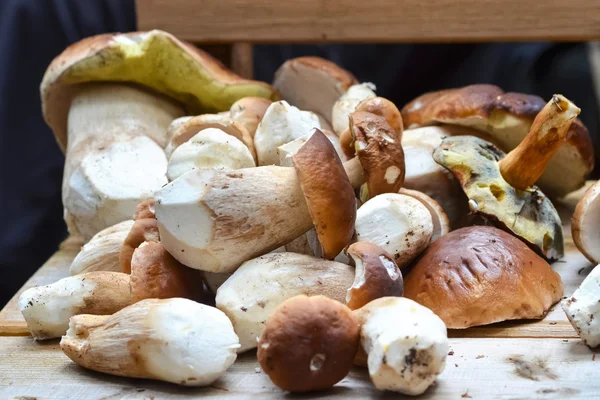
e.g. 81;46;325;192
18;29;600;393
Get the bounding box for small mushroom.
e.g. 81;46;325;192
562;265;600;348
404;226;563;328
433;95;579;259
60;298;240;385
166;128;256;181
120;218;160;274
572;181;600;264
273;56;357;125
134;198;156;220
346;242;403;310
18;271;133;339
254;100;321;166
401;84;593;197
229;97;272;138
332;83;377;135
353;297;448;395
215;252;354;352
399;188;450;242
355;193;433;270
70;220;134;275
257;295;360;392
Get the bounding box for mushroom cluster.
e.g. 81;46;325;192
19;30;599;392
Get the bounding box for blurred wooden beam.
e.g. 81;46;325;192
230;42;254;79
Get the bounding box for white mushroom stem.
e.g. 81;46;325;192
64;84;183;240
562;265;600;348
155;159;365;273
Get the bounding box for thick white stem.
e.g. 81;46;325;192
63;84;183;240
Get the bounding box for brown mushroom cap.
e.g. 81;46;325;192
273;56;357;123
346;242;404;310
133;199;156;220
398;188;450;242
229;97;272;138
130;241;204;303
257;295;360;392
404;226;563;328
355;97;403;139
349;111;405;202
292;129;357;259
119;218;160;274
401;84;593;197
41;30;278;151
572;180;600;264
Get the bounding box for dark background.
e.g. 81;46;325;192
1;0;598;307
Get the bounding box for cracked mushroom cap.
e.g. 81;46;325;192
229;97;272;138
433;135;563;260
120;218;160;274
404;226;563;328
572;181;600;264
349;111;405;202
257;295;360;392
273;56;357;124
41;30;277;151
401;84;593;196
292;129;357;259
345;242;403;310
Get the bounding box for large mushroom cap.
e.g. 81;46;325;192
42;30;278;151
404;226;563;328
433;135;564;260
401;84;593;196
572;181;600;264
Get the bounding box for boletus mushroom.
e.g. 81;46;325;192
257;295;360;392
404;226;563;328
433;95;580;260
572;181;600;264
402;84;593;197
562;265;600;348
42;30;276;239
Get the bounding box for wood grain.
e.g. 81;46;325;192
1;336;598;399
136;0;600;43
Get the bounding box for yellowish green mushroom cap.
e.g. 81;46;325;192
433;135;563;260
41;30;279;151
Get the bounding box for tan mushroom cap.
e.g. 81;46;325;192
133;199;156;220
229;97;272;138
401;84;593;196
41;30;278;151
345;242;404;310
119;218;160;274
399;188;450;242
273;56;357;123
257;295;360;392
164;114;255;160
572;180;600;264
355;97;403;139
292;129;357;259
130;241;204;303
404;226;563;328
349;111;405;202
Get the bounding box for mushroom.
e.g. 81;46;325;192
398;188;450;242
166;128;256;181
254;100;321;166
130;241;204;303
229;97;272;138
18;271;132;339
404;226;563;328
354;297;448;395
215;252;355;352
60;298;240;385
562;265;600;348
432;95;580;260
70;220;134;275
134;198;156;220
572;181;600;264
164;114;256;160
332;83;377;135
401;84;593;197
345;242;404;310
355;193;433;270
42;30;276;239
120;218;160;274
156;129;367;273
257;295;360;392
273;56;357;125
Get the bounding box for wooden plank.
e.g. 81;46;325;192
136;0;600;43
231;42;254;79
1;336;598;399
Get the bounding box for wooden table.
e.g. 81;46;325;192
1;196;599;399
